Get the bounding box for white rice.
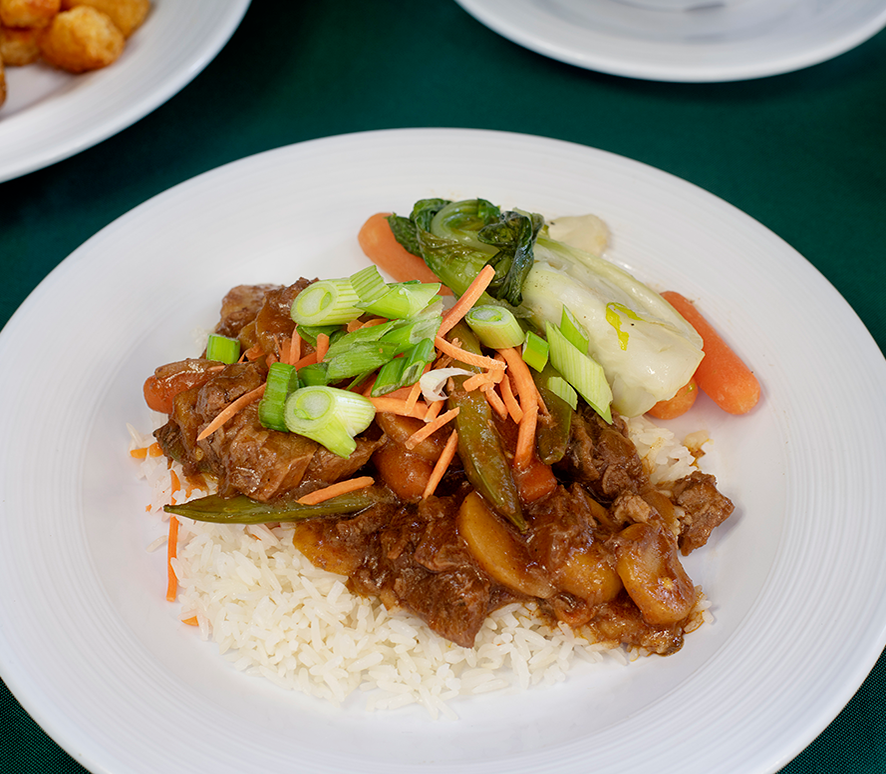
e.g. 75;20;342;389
128;416;713;718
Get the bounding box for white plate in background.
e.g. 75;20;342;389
0;0;251;183
454;0;886;81
0;128;885;773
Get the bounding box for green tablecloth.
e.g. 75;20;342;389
1;2;884;771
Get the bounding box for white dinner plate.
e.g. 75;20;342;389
0;0;251;183
1;128;885;774
454;0;886;82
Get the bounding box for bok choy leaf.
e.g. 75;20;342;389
390;197;704;418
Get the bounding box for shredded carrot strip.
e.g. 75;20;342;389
166;516;179;602
360;374;378;395
196;383;267;441
499;371;523;423
181;615;199;626
297;476;374;505
148;442;164;457
361;317;389;328
462;370;499;392
315;332;330;362
424;397;445;422
405;407;459;450
480;384;507;418
244;344;264;361
434;336;506;371
437;264;497;338
498;347;541;469
169;469;181;506
292;351;319;369
405;377;424;413
130;447;148;459
422;429;459;499
346;319;362;333
369;396;428;418
289;328;302;366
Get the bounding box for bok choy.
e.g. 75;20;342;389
388;198;704;417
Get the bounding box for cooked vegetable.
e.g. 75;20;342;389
661;291;760;415
297;476;375;505
646;377;698;420
205;333;241;364
446;323;525;531
258;362;299;431
546;322;612;423
521;330;549;372
465;305;525;349
164;488;394;524
290;278;362;327
390;198;705;418
358;212;451;289
283;386;376;458
456;492;553;598
166;515;179;602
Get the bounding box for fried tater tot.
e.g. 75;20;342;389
0;24;41;65
60;0;148;38
0;0;60;28
39;5;123;72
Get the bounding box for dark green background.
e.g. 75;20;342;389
2;1;884;771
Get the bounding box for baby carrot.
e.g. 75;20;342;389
662;291;760;415
357;213;453;292
647;378;698;420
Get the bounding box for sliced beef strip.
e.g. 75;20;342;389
672;471;735;555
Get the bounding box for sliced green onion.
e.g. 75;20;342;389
324;340;401;382
349;265;388;305
290;279;363;327
371;357;406;397
283;386;376;458
296;324;342;347
379;314;442;352
545;375;578;411
546;322;612;423
358;282;441;319
370;338;435;397
297;362;329;387
258;362;299;431
560;306;589;353
322;320;396;361
522;330;549;372
206;333;241;364
464;305;525;349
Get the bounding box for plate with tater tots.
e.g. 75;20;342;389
0;0;251;183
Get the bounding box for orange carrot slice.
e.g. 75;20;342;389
404;407;459;450
196;383;267;441
647;378;698;420
297;476;375;505
358;213;452;291
166;516;179;602
422;429;459;499
369;396;428;418
661;291;760;415
438;264;497;338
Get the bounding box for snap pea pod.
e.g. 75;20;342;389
533;365;574;465
446;322;526;532
164;487;393;525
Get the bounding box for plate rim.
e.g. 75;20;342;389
2;127;886;774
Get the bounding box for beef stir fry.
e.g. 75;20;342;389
150;280;734;653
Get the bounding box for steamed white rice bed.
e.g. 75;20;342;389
128;417;712;718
